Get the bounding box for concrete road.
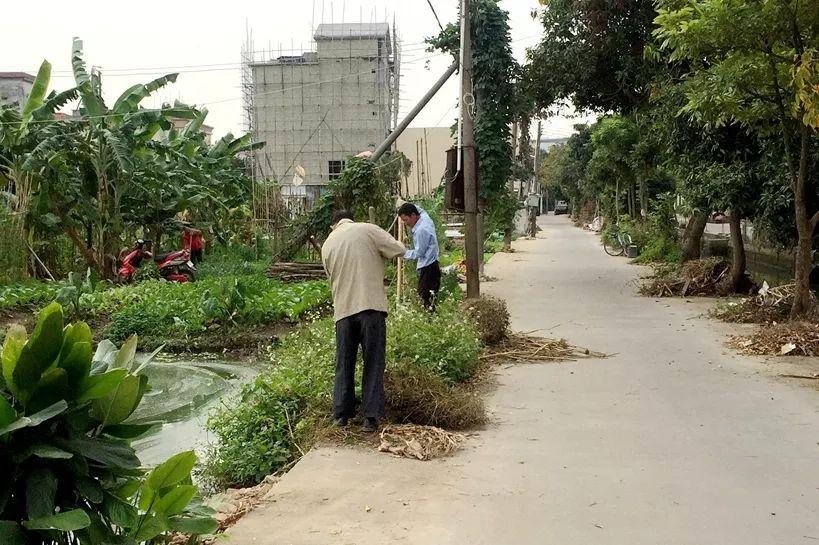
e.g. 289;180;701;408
227;215;819;544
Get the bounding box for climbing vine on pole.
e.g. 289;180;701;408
427;0;519;234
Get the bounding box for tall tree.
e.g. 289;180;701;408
529;0;659;114
655;0;819;316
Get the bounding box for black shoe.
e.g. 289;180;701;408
362;417;378;433
333;416;348;427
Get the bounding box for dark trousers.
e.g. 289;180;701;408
333;310;387;420
191;248;203;264
417;261;441;309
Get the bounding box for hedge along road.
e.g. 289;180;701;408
226;214;819;544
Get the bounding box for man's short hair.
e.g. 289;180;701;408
398;203;420;217
331;210;354;225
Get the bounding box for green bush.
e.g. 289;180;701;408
0;303;217;544
204;300;483;488
603;194;681;264
634;193;681;264
387;302;481;383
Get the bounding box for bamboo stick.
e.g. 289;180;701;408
397;218;405;303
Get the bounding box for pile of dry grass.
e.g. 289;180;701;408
639;258;732;297
461;296;510;345
378;424;465;460
715;283;816;324
170;475;281;544
481;332;603;364
729;321;819;356
385;367;487;430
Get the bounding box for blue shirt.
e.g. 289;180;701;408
404;208;439;269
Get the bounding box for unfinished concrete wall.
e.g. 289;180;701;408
250;23;395;201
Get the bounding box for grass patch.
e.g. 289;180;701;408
202;299;485;489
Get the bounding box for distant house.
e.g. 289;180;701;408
0;72;35;113
395;127;454;197
539;137;569;153
170;117;213;146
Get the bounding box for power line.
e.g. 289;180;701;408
1;31;543;79
0;50;449;126
0;42;437;77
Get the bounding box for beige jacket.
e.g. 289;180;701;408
321;219;406;322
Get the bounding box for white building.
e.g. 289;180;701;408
249;23;398;205
0;72;34;113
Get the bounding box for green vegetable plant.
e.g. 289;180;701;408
54;269;94;320
0;303;217;544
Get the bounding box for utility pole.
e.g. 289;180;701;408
461;0;480;299
534;120;543;213
533;120;542;193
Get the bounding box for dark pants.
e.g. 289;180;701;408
333;310;387;420
191;248;203;264
417;261;441;309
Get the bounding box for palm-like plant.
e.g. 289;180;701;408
5;38;262;279
0;303;217;544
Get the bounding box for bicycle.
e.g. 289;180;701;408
603;226;633;256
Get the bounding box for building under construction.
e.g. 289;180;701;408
244;22;399;209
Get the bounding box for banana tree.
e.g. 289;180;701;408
0;61;78;276
20;39;196;278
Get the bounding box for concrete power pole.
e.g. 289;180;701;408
461;0;480;299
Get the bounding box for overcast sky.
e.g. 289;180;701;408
0;0;593;141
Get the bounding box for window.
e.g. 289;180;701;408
328;160;345;180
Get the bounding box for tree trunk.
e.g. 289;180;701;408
64;226;102;274
728;212;746;293
639;178;648;219
681;211;707;262
792;131;814;317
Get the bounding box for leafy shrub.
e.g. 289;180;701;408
204;319;335;488
0;303;216;544
387;302;481;383
54;269;95;320
132;261;162;282
604;194;682;264
199;278;249;325
461;296;510;345
634;193;682;264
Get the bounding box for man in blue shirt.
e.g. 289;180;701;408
398;202;441;309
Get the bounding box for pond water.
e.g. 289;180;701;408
130;355;261;466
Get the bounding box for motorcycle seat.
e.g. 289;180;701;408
154;252;176;262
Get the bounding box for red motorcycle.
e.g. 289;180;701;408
118;239;197;283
